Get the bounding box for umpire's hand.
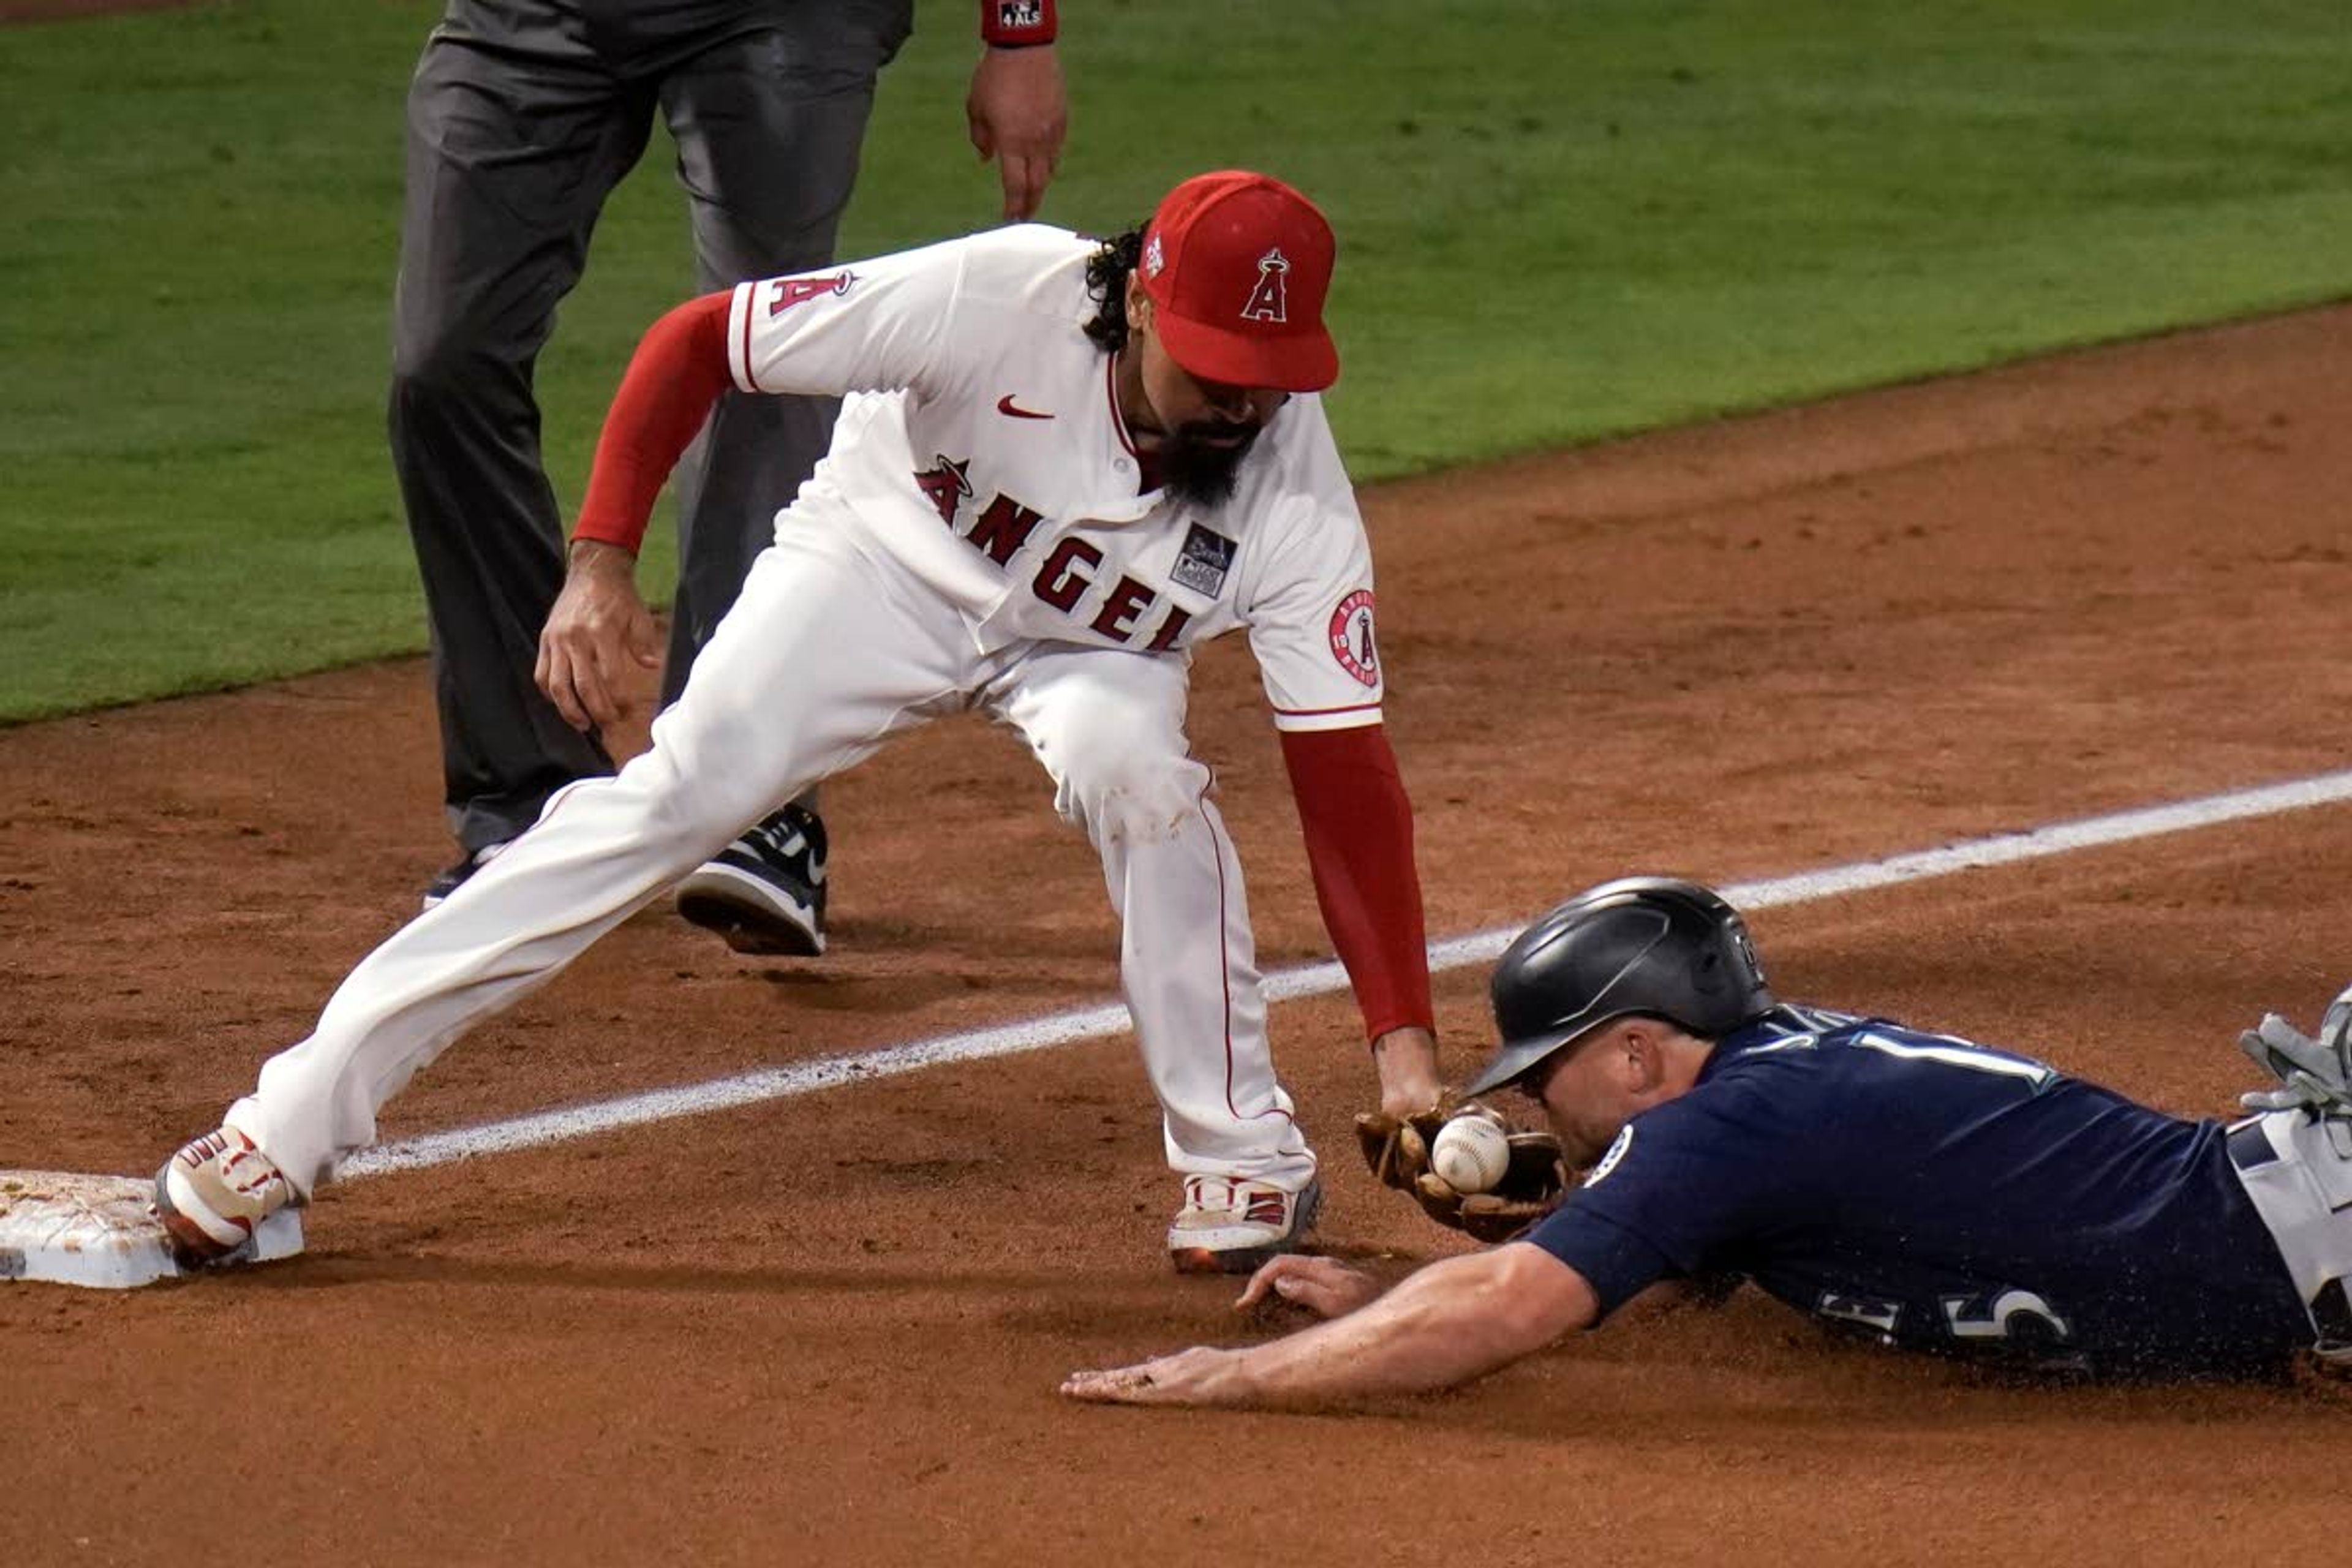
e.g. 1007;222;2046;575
967;43;1066;221
537;539;662;732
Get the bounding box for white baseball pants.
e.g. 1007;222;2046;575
2228;1107;2352;1352
231;519;1316;1198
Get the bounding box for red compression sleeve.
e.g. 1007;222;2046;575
1280;724;1434;1042
573;291;735;554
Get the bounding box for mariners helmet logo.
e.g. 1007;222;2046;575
1240;247;1290;324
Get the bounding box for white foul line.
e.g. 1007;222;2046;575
340;766;2352;1181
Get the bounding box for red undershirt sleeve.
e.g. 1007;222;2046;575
572;291;736;554
1278;723;1434;1042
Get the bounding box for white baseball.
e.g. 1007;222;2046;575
1430;1115;1512;1194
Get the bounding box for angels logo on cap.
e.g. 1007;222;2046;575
1139;171;1337;393
1240;249;1289;324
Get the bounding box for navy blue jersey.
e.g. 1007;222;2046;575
1526;1006;2313;1377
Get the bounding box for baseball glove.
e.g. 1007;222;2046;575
1354;1102;1569;1244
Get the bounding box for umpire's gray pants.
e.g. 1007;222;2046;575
388;0;912;853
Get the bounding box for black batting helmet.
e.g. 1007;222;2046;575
1461;876;1775;1098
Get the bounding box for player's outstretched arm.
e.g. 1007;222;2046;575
1278;726;1438;1107
1060;1243;1597;1409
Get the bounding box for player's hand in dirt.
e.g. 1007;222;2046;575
537;539;661;733
967;43;1066;221
1235;1254;1381;1320
1060;1346;1249;1408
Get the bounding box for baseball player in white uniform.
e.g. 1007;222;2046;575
154;170;1446;1275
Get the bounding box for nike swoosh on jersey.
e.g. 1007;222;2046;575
996;394;1055;420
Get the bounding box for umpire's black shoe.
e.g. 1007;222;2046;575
676;804;828;957
420;839;511;913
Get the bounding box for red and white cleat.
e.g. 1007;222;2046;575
153;1125;296;1266
1167;1174;1321;1275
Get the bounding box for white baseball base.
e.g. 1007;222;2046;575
0;1169;303;1289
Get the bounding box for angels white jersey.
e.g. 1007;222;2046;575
724;225;1384;733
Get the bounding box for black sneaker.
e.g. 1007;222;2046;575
674;804;827;956
421;840;511;913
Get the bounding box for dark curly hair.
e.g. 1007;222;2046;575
1082;225;1145;353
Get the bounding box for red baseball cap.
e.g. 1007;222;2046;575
1137;170;1338;393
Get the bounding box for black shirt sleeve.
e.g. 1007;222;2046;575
1525;1203;1684;1317
1525;1072;1803;1321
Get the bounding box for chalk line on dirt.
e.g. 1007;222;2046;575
341;767;2352;1180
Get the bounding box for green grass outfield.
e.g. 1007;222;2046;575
4;0;2351;720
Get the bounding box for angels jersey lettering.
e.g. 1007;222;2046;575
726;226;1382;731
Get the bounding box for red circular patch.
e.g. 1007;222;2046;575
1327;589;1379;687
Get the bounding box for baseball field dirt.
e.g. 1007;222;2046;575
6;305;2352;1563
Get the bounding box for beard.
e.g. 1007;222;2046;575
1158;420;1262;508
